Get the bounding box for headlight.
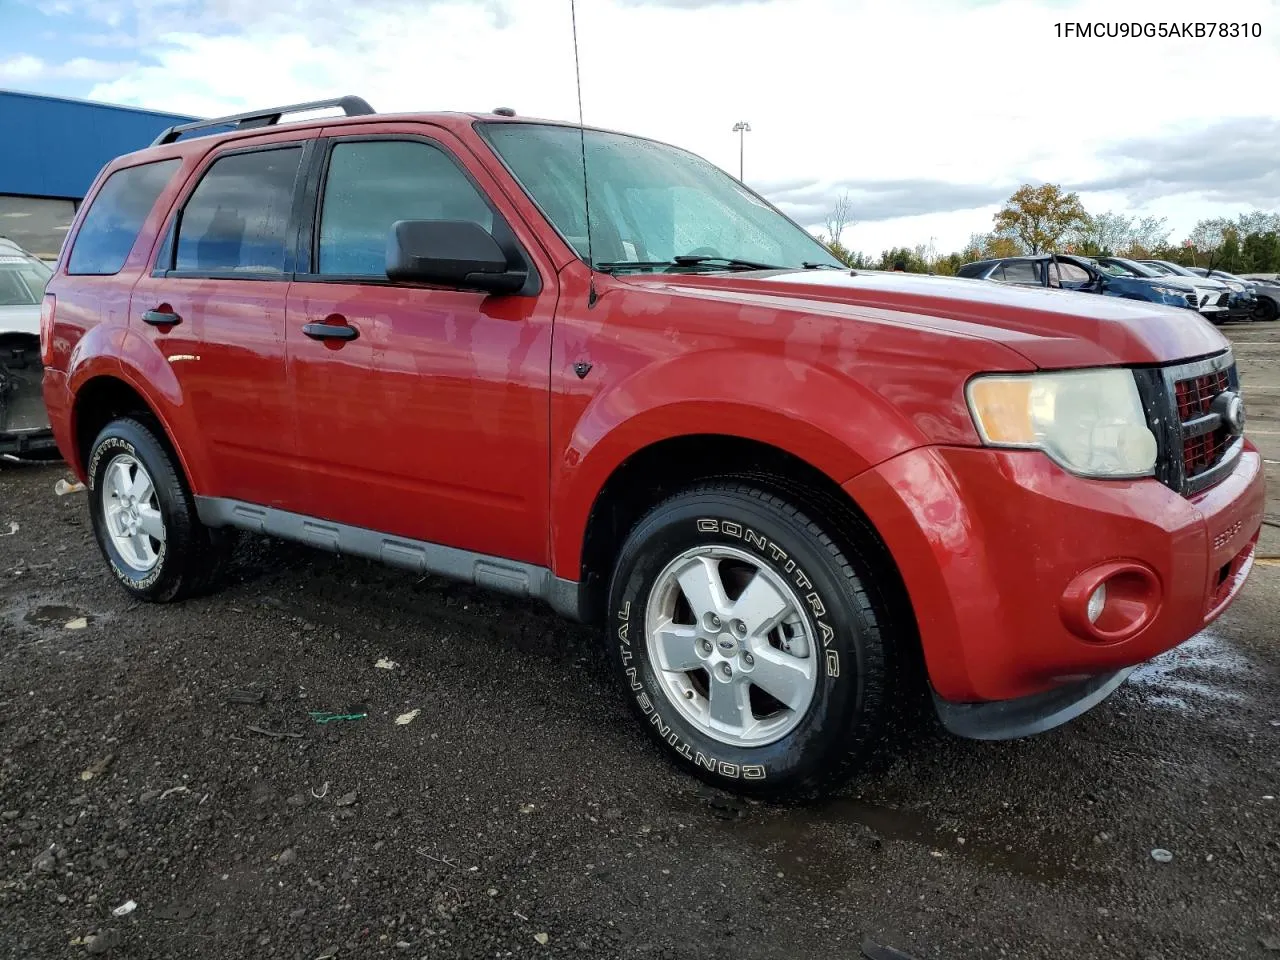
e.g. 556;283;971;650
1150;285;1185;298
966;369;1158;477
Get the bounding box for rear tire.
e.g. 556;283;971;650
86;417;235;602
606;483;896;798
1254;298;1279;322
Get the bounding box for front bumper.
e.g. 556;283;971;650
845;443;1265;713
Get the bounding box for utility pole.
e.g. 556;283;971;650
732;121;751;181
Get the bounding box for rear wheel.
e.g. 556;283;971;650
606;483;896;798
87;417;234;601
1254;298;1279;322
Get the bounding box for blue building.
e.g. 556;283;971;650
0;90;195;259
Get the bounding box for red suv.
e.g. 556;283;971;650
41;97;1265;796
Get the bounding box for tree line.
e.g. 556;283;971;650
817;183;1280;276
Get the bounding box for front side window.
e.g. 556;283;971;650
174;147;303;274
480;123;840;271
66;159;180;275
0;252;53;305
317;140;493;277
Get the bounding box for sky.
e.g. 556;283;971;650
2;0;1279;255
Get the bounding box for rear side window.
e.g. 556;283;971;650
174;147;303;275
67;159;180;275
1000;261;1040;284
317;140;493;277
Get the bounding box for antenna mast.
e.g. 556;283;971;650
570;0;598;307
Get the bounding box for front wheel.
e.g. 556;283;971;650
1254;298;1279;322
606;483;895;798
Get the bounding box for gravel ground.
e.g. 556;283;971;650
2;327;1279;960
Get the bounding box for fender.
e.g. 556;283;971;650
66;322;212;492
550;348;932;577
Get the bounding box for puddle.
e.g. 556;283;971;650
1127;631;1249;712
672;790;1096;894
23;604;94;628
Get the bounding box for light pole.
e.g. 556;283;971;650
732;121;751;181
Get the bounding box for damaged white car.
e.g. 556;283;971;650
0;238;59;461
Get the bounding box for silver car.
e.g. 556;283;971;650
0;237;58;460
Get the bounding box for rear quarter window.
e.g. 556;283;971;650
66;159;181;276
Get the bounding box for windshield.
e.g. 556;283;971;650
480;123;841;271
1140;261;1175;275
1096;261;1135;278
0;253;52;306
1104;257;1162;278
1154;260;1196;277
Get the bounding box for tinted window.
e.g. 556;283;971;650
1057;262;1090;283
1001;261;1040;284
175;148;302;274
67;159;180;275
317;140;493;277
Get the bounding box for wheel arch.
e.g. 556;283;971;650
69;373;193;488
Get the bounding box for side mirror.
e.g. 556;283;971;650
386;219;526;294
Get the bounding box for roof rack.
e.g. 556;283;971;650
151;95;375;146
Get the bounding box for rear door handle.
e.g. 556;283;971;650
142;309;182;326
302;321;359;342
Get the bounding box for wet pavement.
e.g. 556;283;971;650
1;323;1278;959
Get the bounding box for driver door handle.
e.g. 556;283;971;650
142;309;182;326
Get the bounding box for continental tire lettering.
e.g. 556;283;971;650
618;600;630;621
637;691;653;712
650;710;672;741
694;752;717;772
697;519;720;533
675;742;693;760
825;649;840;678
794;569;812;591
717;761;740;778
742;765;766;780
766;542;788;563
805;592;826;618
617;621;629;643
626;667;643;692
721;520;742;538
744;528;767;550
620;648;633;665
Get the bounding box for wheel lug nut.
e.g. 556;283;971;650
710;615;721;628
733;619;746;636
743;653;754;666
699;639;712;654
720;663;732;679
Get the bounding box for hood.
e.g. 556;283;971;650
616;270;1228;369
0;304;40;338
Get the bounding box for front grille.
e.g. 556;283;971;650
1175;369;1229;419
1217;292;1229;307
1133;351;1242;498
1185;292;1201;308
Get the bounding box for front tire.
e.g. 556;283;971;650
86;417;234;602
606;483;894;798
1254;298;1279;322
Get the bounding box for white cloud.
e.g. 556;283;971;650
52;0;1280;253
0;53;135;81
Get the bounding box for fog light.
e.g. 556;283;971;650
1087;584;1107;623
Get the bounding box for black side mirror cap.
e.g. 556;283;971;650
386;219;526;294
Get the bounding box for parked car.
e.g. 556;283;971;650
1187;267;1278;322
1240;272;1280;286
955;253;1224;320
0;237;59;459
41;98;1265;796
1092;255;1241;323
1136;259;1247;322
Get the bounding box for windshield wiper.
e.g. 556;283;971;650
593;260;676;273
671;255;786;271
802;261;843;269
